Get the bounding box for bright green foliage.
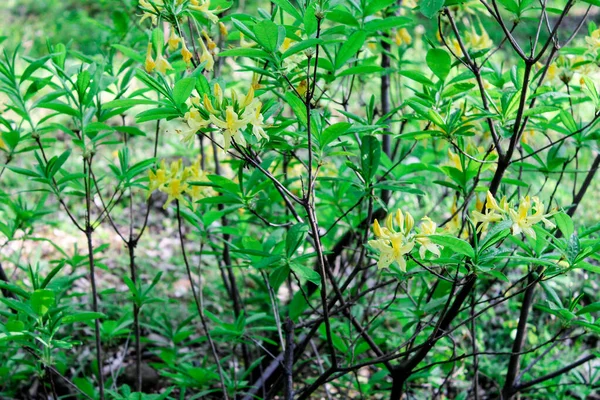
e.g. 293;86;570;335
1;0;600;399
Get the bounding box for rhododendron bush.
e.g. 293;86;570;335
1;0;600;398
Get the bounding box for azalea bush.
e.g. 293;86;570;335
1;0;600;399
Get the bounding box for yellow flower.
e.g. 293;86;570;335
148;160;169;196
240;32;255;48
139;0;162;25
199;38;214;71
251;73;262;90
162;178;188;208
297;79;308;97
369;238;414;271
472;191;506;233
546;63;558;81
280;36;294;53
243;101;268;141
237;86;255;108
585;28;600;51
155;53;173;74
203;94;218;114
213;83;224;105
184;159;209;205
190;0;219;23
368;210;416;271
452;39;463;57
209;106;248;151
185;108;210;131
145;42;156;73
466;25;492;51
416;217;443;258
280;32;304;72
219;22;228;37
202;30;218;52
447;150;462;171
175;126;199;147
395;28;412;46
181;42;194;64
521;129;535;144
168;28;181;52
508;196;555;239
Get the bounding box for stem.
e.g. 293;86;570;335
176;202;229;400
84;156;104;399
85;228;104;400
501;269;539;399
127;243;142;392
284;318;294;400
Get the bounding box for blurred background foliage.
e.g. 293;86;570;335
0;0;137;56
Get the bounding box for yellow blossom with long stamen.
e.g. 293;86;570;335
368;210;418;271
416;217;443;258
508;196;555;239
209;106;248;151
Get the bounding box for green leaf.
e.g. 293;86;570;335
320;122;351;147
269;264;289;291
290;262;321;285
426;48;451;81
364;16;411;32
286;223;308;258
30;289;55;316
566;233;580;265
37;102;80;117
399;70;434;86
576;302;600;315
282;38;322;59
522;106;559;117
428;235;474;258
540;281;562;308
335;30;367;70
554;212;574;239
581;0;600;6
360;135;381;184
253;20;283;53
112;44;144;64
284;92;307;127
337;65;385;78
364;0;395;15
63;312;106;324
420;0;444;18
172;77;197;106
271;0;303;21
152;28;164;53
304;4;318;36
219;48;272;59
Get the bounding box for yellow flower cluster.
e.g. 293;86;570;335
145;42;173;74
138;0;220;25
139;0;222;73
148;158;209;209
280;30;304;73
444;24;492;56
446;143;496;172
179;84;268;151
395;28;412;46
369;210;443;272
585;28;600;54
473;192;556;239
